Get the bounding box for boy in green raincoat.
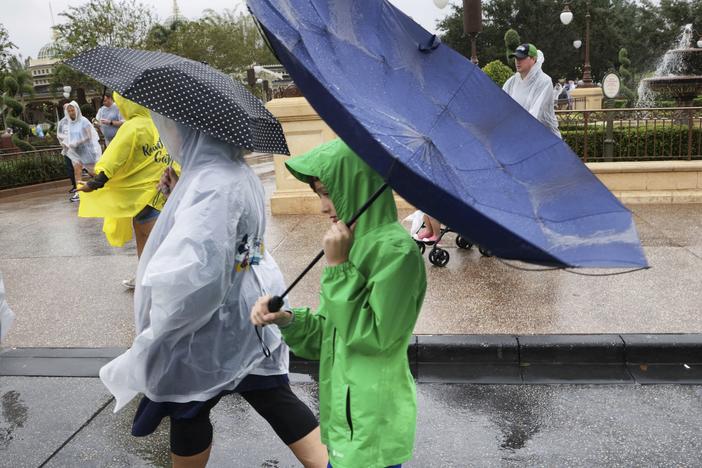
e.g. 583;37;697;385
251;138;427;468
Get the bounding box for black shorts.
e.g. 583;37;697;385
168;383;318;457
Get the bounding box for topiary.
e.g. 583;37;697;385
482;60;514;87
504;29;521;69
2;76;35;151
80;103;96;120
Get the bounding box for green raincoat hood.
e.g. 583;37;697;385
285;138;396;237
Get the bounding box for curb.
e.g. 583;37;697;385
0;179;70;199
2;334;702;384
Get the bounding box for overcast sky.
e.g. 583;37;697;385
2;0;462;59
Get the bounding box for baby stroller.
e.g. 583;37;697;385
406;211;491;267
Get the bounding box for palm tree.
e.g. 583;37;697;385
6;56;35;122
7;56;34;99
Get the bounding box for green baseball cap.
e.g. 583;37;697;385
509;43;538;59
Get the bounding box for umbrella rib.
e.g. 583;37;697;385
423;68;477;139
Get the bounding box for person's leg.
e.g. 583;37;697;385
416;214;434;239
288;426;326;467
170;408;216;468
64;156;76;190
241;385;327;468
84;163;96;177
428;216;442;238
73;162;83;185
132;213;158;258
171;447;212;468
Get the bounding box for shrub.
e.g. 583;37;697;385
0;151;67;189
482;60;514;87
504;29;520;69
562;124;702;161
80;103;96;120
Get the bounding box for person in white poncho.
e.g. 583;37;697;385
63;101;102;199
98;112;327;468
502;43;561;138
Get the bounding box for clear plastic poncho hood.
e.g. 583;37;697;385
64;100;102;164
502;51;561;138
99;113;289;411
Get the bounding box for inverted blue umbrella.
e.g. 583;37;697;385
247;0;646;311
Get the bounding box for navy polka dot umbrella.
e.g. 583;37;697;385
65;46;290;155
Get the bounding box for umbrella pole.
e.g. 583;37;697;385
267;182;390;312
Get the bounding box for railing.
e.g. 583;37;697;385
556;107;702;162
555;96;588;110
0;147;68;190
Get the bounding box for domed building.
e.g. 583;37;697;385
25;31;101;125
162;0;187;30
28;35;61;91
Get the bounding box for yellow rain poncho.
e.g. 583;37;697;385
78;93;172;246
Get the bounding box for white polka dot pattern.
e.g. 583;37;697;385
65;46;290;155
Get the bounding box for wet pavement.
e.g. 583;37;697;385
3;169;702;467
2;170;702;347
2;377;702;467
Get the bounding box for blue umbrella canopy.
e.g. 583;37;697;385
247;0;647;268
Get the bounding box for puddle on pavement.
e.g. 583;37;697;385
0;390;28;449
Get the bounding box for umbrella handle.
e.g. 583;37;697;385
268;296;285;313
267;183;390;312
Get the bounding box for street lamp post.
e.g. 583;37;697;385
463;0;482;65
434;1;482;65
561;0;594;88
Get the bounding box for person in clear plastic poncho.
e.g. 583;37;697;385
98;113;327;468
63;101;101;189
502;43;561;138
78;93;172;288
56;103;77;194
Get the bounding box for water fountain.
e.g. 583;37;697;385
637;24;702;108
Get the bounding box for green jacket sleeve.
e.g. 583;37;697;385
280;307;325;361
321;243;424;354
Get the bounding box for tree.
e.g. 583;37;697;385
144;9;278;76
482;60;514;86
51;0;154;103
2;76;35;151
53;0;156;57
437;0;659;84
504;28;521;68
6;57;34;100
0;23;16;72
617;48;635;105
50;64;100;105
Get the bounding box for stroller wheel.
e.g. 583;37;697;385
428;248;450;267
416;241;426;254
455;236;472;250
478;246;492;257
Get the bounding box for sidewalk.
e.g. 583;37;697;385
1;171;702;348
3;375;702;467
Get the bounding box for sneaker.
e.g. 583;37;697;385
68;187;77;193
121;278;136;290
69;193;80;202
